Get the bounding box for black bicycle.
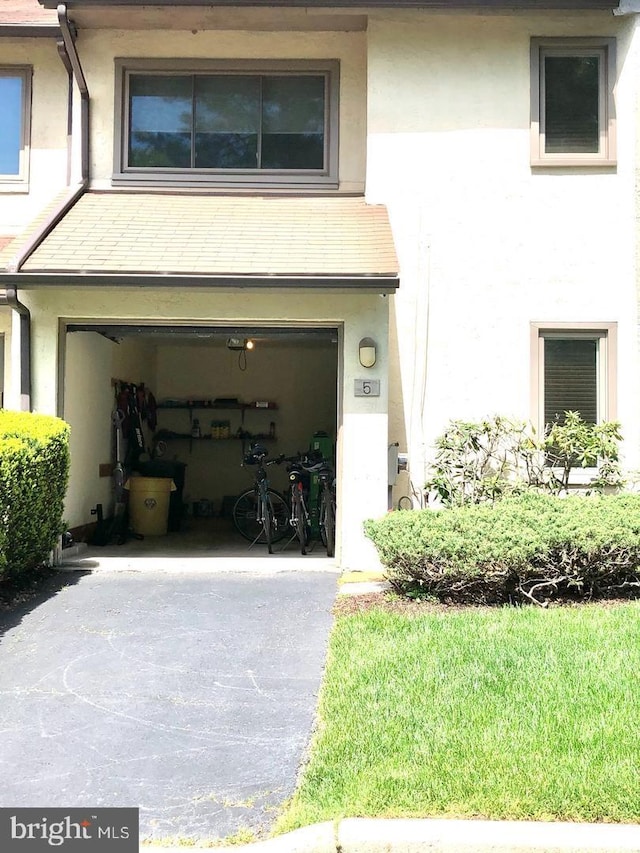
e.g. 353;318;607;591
285;456;312;555
315;460;336;558
232;445;288;553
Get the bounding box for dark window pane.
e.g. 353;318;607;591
544;55;600;154
261;133;324;169
261;76;325;169
129;75;192;167
544;338;598;426
195;76;260;168
127;72;328;172
0;76;23;175
195;133;258;168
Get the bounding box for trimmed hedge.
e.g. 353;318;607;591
364;491;640;605
0;410;70;580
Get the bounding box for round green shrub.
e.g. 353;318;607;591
365;492;640;605
0;411;70;579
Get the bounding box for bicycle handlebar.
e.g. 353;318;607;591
242;443;332;473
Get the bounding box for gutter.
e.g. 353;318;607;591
13;272;400;293
0;4;90;411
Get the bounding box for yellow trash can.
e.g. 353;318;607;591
125;476;176;536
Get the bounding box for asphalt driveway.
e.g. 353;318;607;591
0;569;337;842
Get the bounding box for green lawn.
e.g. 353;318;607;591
276;602;640;832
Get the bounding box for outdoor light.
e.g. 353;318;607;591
358;337;377;368
226;337;245;351
227;337;254;352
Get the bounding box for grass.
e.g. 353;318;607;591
275;602;640;832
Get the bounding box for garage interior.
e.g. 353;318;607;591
63;324;339;557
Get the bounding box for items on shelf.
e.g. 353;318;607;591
153;398;277;447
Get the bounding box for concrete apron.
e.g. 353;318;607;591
57;535;339;575
144;817;640;853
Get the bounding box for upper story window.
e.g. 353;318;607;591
530;39;616;167
114;59;340;189
0;67;31;189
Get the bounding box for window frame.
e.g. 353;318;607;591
0;66;32;190
530;322;617;437
113;58;340;189
530;38;616;168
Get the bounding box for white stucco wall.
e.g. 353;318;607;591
365;10;640;502
5;5;640;569
21;286;388;569
74;27;367;193
0;38;70;236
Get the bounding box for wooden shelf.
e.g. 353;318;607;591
157;402;277;411
153;433;276;442
155;400;277;452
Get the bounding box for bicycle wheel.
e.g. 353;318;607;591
321;491;335;558
267;492;289;542
292;488;311;555
261;491;273;554
233;489;288;545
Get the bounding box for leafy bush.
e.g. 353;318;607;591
425;412;623;507
364;492;640;605
0;411;70;580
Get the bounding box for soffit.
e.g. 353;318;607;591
19;192;399;281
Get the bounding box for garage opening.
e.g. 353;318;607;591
63;323;339;559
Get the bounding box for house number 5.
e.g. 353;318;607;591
354;379;381;397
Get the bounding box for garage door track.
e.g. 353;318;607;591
0;569;337;843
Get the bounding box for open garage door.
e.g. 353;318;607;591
62;323;339;561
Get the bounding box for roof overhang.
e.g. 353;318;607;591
1;191;399;293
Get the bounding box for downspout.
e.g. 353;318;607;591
1;4;90;412
0;288;31;412
57;3;90;184
56;35;74;186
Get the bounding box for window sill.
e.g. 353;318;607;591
0;181;29;194
531;157;616;169
112;173;339;192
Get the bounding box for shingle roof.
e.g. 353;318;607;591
0;1;57;25
20;192;398;279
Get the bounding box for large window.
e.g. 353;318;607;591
530;39;616;167
0;67;31;187
531;323;617;433
114;60;339;188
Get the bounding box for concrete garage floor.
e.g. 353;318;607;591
61;517;337;573
0;569;338;842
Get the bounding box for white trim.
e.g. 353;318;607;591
0;66;31;191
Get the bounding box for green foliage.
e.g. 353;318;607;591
364;491;640;605
425;412;623;507
0;410;70;580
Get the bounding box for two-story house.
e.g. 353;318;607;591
0;0;638;569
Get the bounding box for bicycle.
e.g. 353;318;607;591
232;444;288;554
315;460;336;558
285;456;312;555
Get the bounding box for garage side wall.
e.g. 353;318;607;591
64;331;158;530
